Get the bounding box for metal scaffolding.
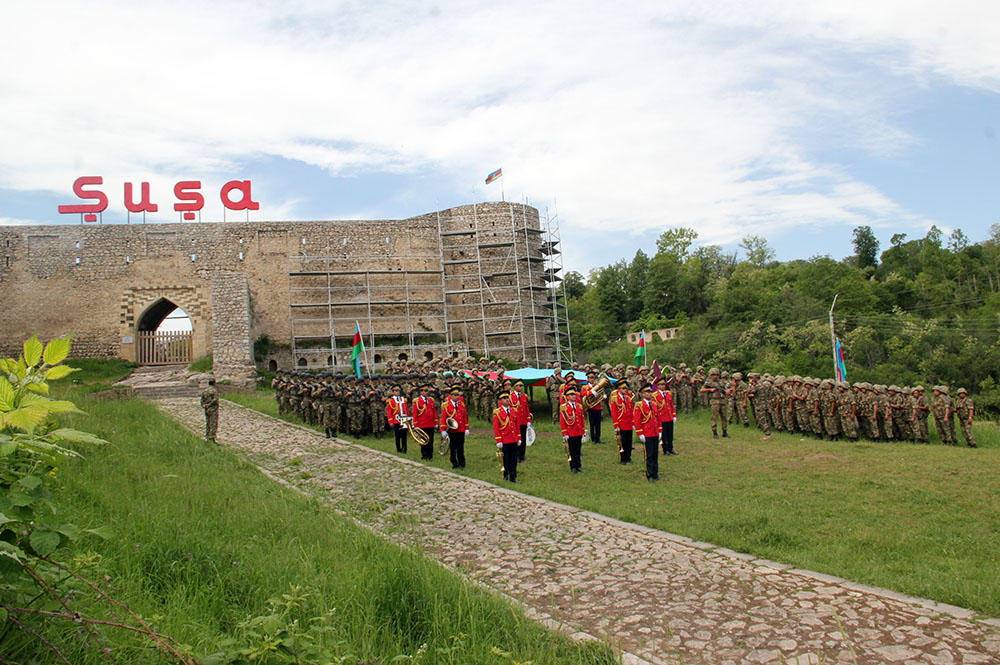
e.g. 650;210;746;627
542;206;573;364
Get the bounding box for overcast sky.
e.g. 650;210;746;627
2;0;999;274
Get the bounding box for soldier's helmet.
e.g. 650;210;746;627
888;384;899;393
733;372;743;380
940;385;950;395
679;363;687;369
957;387;967;395
697;365;704;372
913;385;924;393
708;367;720;376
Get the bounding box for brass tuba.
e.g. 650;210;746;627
582;374;611;410
401;416;430;447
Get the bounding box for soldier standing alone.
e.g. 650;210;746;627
201;378;219;444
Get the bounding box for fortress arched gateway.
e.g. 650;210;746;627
0;202;564;384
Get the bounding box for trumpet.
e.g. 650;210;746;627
497;447;505;474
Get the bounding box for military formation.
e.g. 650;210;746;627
265;356;978;458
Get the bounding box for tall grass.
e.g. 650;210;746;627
25;381;615;665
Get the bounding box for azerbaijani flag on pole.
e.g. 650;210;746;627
634;330;646;366
350;322;364;378
834;337;847;382
485;168;502;184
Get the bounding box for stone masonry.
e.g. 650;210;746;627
0;202;556;369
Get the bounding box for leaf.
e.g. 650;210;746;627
23;337;43;367
0;377;13;410
39;400;83;415
0;542;26;562
0;359;13;374
7;492;34;507
29;529;60;556
56;523;80;541
2;405;49;432
50;428;107;445
42;337;71;366
26;382;49;396
0;608;7;623
83;525;114;540
18;475;42;491
0;440;15;457
0;512;14;526
45;365;76;381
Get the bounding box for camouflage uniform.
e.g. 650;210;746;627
701;369;728;438
837;382;858;440
912;387;930;443
819;379;839;439
931;387;954;445
201;382;220;442
954;389;977;448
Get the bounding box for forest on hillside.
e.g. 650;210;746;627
564;224;1000;415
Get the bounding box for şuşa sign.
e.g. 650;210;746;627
58;176;260;222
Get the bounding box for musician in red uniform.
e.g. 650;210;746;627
510;379;532;462
558;373;576;405
560;385;586;473
581;370;605;443
412;384;438;460
609;380;635;464
653;377;678;455
440;384;470;469
385;383;410;453
633;384;661;481
493;391;521;482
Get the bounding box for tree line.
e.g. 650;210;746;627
563;224;1000;416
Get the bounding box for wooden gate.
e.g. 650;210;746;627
136;330;192;365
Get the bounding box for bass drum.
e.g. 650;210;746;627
525;423;536;446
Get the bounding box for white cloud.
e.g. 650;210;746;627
1;0;998;267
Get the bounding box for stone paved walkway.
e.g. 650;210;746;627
158;399;1000;665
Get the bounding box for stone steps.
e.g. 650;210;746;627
132;383;202;400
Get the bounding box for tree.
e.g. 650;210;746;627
655;227;698;261
739;235;775;267
948;229;969;252
562;270;586;299
852;225;879;269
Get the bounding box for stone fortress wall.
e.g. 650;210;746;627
0;202;556;377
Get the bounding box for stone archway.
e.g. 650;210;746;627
135;297;193;365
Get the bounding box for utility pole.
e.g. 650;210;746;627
829;293;840;380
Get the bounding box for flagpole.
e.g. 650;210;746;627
357;320;372;379
829;294;839;380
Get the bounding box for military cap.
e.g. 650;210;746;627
563;385;579;395
497;390;511;399
640;383;654;392
888;385;900;393
733;372;743;380
940;385;949;395
957;387;967;395
747;371;760;379
913;385;924;392
709;367;720;376
449;385;463;394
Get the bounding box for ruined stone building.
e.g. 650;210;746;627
0;202;568;382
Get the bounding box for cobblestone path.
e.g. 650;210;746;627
159;399;1000;665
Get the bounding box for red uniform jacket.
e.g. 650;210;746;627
493;406;520;444
439;398;469;433
510;391;532;426
609;389;634;431
560;401;585;437
412;396;437;429
632;399;661;438
385;396;409;426
581;382;604;411
653;390;676;423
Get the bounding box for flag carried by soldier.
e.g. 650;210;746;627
634;330;646;367
350;322;364;378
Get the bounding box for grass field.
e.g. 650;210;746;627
227;388;1000;619
15;364;616;665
